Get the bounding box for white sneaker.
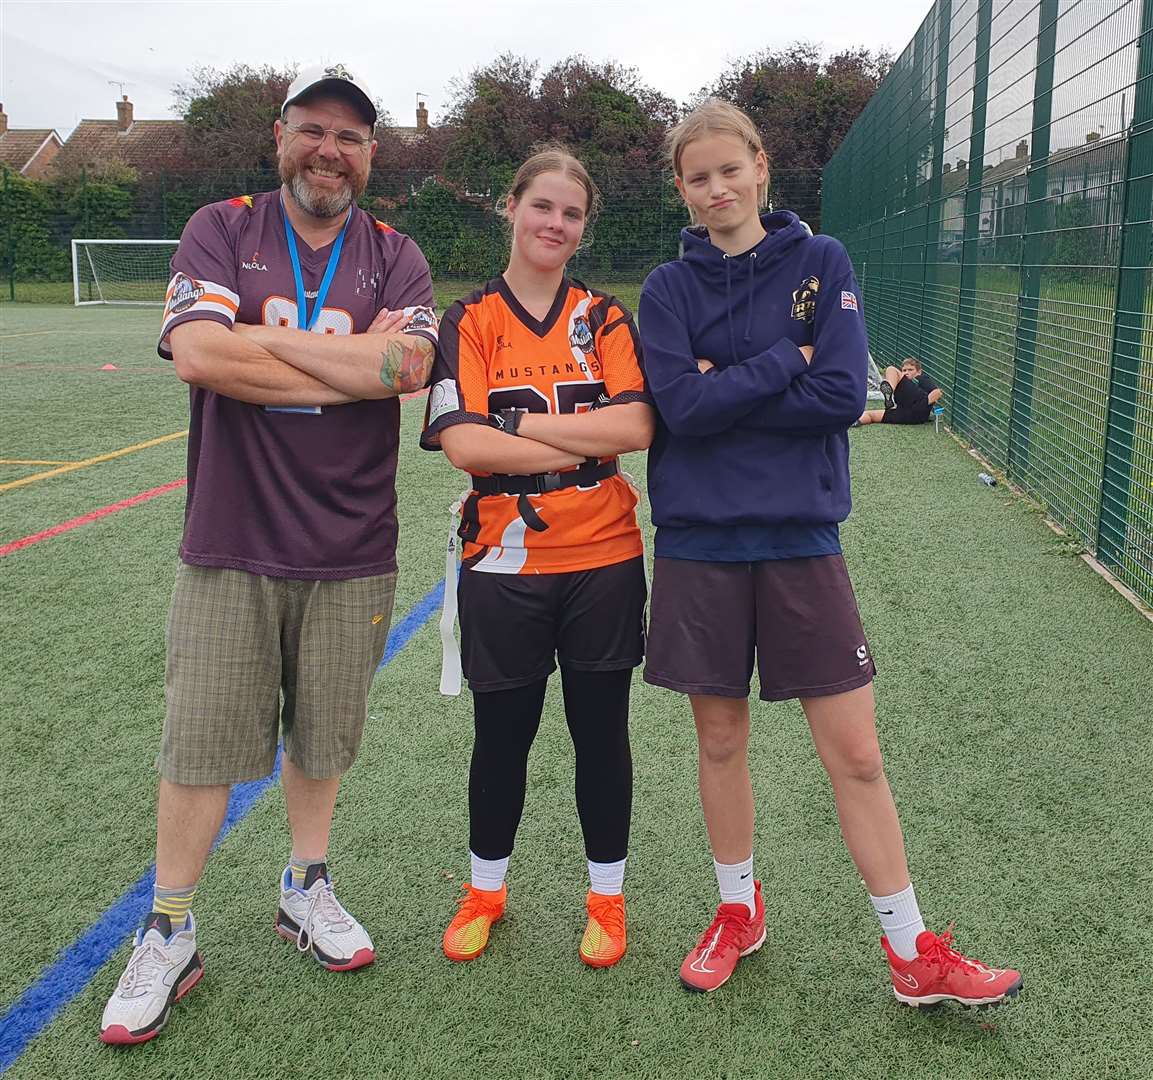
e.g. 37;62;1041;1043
275;866;375;971
100;912;203;1045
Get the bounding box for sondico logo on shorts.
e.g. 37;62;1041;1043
856;644;870;667
428;379;460;424
167;273;205;316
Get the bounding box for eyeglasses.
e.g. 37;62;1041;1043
283;122;373;152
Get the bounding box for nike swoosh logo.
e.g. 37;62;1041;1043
878;909;894;915
893;971;919;989
739;873;751;880
689;927;724;974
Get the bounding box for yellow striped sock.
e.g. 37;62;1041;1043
152;884;197;921
289;857;326;890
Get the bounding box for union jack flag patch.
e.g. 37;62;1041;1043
841;291;859;311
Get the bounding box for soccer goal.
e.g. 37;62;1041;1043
71;239;179;306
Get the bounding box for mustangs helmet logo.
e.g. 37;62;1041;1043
569;314;595;354
167;273;205;316
791;275;820;323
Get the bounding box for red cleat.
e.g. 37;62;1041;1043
883;926;1023;1008
679;881;766;992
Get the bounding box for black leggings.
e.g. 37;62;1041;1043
468;667;633;864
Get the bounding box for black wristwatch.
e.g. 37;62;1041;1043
490;408;522;436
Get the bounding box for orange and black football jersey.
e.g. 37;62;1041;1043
421;277;649;575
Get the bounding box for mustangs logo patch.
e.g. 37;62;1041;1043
167;273;205;315
402;306;437;332
569;313;595;355
791;275;820;322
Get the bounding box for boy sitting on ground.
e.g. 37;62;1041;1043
857;358;941;426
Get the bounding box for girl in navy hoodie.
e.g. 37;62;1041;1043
640;99;1021;1007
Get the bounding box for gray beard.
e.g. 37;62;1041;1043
287;172;354;219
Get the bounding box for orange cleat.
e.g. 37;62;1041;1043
443;883;506;962
580;892;627;968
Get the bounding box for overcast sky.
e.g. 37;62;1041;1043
3;0;933;137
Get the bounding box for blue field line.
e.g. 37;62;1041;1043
0;577;446;1074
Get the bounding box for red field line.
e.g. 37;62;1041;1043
0;479;187;558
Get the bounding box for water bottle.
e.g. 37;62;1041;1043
978;472;997;487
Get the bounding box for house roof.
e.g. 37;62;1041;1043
0;129;60;173
53;119;188;175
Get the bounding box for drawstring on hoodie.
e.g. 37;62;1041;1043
722;250;759;363
723;254;736;364
682;211;806;367
745;252;756;342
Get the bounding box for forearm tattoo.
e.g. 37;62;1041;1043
379;335;433;393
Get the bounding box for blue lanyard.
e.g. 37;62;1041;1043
281;197;352;330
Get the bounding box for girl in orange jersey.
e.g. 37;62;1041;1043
420;146;654;968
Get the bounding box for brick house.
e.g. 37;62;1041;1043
0;104;63;179
51;96;188;177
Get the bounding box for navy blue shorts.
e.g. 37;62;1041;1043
643;554;876;701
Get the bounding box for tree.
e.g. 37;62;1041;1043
0;170;70;281
535;57;676;173
174;64;298;172
442;54;542;188
703;42;891;228
438;53;679;277
55;162;136;239
442;53;674;187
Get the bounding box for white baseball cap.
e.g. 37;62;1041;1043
282;63;377;127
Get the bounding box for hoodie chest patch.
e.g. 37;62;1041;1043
791;275;820;323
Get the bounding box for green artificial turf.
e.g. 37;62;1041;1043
1;302;1151;1079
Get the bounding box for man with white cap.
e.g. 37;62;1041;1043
100;63;437;1045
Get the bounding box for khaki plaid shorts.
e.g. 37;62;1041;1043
159;564;397;785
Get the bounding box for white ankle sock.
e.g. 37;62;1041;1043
588;858;626;896
469;851;509;892
714;855;756;916
870;883;926;962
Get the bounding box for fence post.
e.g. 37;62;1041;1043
923;0;953;391
1097;0;1153;577
1007;0;1060;481
80;167;90;237
3;166;13;301
952;0;995;437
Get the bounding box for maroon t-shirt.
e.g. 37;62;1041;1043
158;190;435;579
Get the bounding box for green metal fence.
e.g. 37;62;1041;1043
824;0;1153;610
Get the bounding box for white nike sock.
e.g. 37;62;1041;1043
714;855;755;917
588;858;626;896
870;882;926;962
469;851;509;893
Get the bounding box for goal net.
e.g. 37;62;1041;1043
72;239;179;306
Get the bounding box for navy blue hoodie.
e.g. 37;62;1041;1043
639;210;868;560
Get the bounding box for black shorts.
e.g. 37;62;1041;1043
459;556;646;692
883;376;931;425
644;555;876;701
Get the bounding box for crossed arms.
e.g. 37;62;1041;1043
168;308;433;406
439;402;655;475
